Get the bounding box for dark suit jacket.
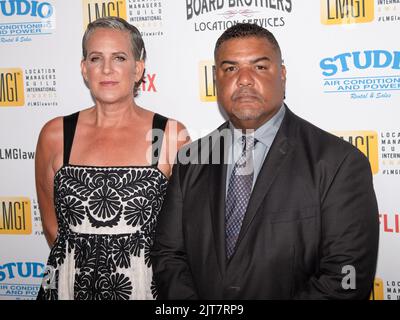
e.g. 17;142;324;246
151;106;379;299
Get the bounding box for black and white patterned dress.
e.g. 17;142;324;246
37;112;168;300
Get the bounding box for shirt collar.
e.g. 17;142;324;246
229;103;286;147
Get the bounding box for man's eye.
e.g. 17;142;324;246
256;65;267;70
225;66;236;72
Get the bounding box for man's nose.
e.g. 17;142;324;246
237;68;254;87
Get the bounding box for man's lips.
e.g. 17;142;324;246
234;95;258;101
232;89;261;102
232;93;261;102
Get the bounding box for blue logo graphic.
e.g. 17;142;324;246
0;0;53;18
320;50;400;77
0;0;55;44
0;262;45;281
320;50;400;99
0;262;44;298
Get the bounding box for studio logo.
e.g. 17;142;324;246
0;197;32;235
370;278;384;300
0;262;44;298
0;0;54;18
0;68;24;107
333;131;379;174
320;0;374;25
320;50;400;99
320;50;400;77
82;0;127;28
0;262;45;282
199;60;216;102
0;1;56;44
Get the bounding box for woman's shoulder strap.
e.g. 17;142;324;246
63;111;79;165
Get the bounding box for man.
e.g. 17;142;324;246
151;23;379;299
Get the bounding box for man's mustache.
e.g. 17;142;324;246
231;89;262;101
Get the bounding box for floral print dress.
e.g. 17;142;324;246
37;112;168;300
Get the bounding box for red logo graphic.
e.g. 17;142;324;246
141;73;157;93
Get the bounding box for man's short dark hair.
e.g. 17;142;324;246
214;23;282;61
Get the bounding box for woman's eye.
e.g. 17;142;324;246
115;56;126;62
90;56;100;62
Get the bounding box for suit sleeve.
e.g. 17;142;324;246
151;162;199;299
294;148;379;299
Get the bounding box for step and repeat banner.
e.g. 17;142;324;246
0;0;399;300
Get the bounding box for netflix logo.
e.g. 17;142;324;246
140;73;157;93
379;213;400;234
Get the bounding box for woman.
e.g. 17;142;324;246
35;16;189;300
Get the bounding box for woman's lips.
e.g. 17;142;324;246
100;81;118;86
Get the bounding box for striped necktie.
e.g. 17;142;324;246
225;135;256;260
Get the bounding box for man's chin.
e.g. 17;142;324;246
232;110;264;121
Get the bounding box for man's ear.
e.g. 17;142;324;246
281;64;287;83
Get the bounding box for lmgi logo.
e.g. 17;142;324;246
0;197;32;234
333;131;379;174
0;68;24;107
321;0;374;25
199;61;216;102
370;278;384;300
82;0;127;28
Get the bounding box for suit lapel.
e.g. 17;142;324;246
235;107;296;249
208;123;230;276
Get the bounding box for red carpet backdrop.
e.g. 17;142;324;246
0;0;399;300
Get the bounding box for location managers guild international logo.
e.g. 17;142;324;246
385;279;400;300
82;0;164;37
127;0;164;37
377;0;400;23
333;131;379;174
380;131;400;175
186;0;293;32
199;60;216;102
0;197;32;235
1;67;58;108
0;68;24;107
320;0;374;25
0;0;56;45
369;278;400;300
